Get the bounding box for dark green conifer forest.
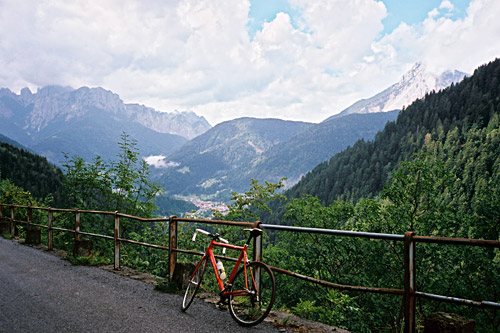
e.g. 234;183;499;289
0;142;64;204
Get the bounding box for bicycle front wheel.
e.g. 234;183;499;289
181;258;207;311
228;261;275;326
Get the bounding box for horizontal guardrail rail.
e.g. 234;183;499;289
1;203;499;332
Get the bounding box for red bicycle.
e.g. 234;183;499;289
181;227;276;327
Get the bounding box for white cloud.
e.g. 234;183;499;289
439;0;454;11
0;0;499;125
428;8;441;18
143;155;180;169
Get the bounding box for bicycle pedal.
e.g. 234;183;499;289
217;296;228;305
216;301;228;310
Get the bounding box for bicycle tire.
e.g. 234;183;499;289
228;261;275;326
181;258;207;311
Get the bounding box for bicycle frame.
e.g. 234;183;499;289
194;239;251;296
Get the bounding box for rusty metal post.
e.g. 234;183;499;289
47;208;53;250
75;209;80;241
404;231;416;333
169;216;178;281
114;212;120;270
253;223;263;298
253;222;263;262
10;206;15;237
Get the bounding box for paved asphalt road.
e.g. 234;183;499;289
0;237;286;332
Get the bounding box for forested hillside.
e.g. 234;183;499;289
0;136;194;217
0;141;64;204
245;111;399;186
286;58;500;205
156;112;398;199
257;59;500;331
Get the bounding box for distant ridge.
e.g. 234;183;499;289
151;61;469;199
0;133;27;150
156;117;315;198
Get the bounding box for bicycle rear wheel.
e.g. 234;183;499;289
181;258;207;311
228;261;275;326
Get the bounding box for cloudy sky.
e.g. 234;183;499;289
1;0;499;125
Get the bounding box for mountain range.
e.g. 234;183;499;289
0;86;210;164
0;62;468;200
155;117;315;197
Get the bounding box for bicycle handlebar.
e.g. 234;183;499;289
192;228;229;254
192;228;208;242
192;228;229;243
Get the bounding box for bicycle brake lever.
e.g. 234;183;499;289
219;237;229;255
193;228;210;242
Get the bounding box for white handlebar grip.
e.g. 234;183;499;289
223;248;226;255
192;230;198;242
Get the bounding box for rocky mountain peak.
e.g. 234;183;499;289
72;87;125;113
383;62;467;112
324;62;468;122
35;85;73;97
124;104;211;140
26;86;125;131
20;87;32;97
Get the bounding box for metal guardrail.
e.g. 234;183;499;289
1;203;499;333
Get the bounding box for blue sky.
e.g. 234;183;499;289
248;0;300;37
1;0;499;125
248;0;470;37
380;0;470;33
